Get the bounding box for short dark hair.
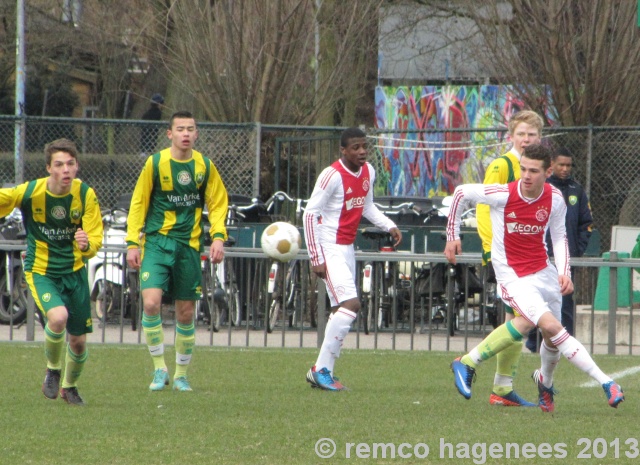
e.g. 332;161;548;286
552;146;572;160
169;111;195;129
341;127;366;147
522;143;551;169
44;138;78;166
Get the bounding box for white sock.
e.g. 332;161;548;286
551;329;611;385
315;308;356;373
539;341;561;388
493;374;512;388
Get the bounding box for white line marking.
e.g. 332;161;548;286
580;365;640;388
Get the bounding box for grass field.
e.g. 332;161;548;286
1;343;637;465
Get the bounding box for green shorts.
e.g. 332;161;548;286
140;234;202;301
25;268;93;336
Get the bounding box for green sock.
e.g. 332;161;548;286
142;313;166;370
62;344;88;388
44;324;66;370
174;321;195;379
462;320;523;368
493;340;523;395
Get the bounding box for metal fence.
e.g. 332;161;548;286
1;117;640;256
2;244;639;356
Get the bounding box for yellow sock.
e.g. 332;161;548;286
174;321;195;379
462;321;523;368
62;344;88;389
493;340;523;395
44;324;66;370
142;313;166;370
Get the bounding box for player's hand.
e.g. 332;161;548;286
389;227;402;247
444;239;462;264
210;239;225;264
126;248;141;271
75;227;89;252
558;274;574;296
311;263;326;280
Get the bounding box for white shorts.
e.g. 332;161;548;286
498;265;562;326
320;242;358;307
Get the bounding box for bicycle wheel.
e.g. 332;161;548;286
248;259;267;329
377;263;387;330
267;263;283;333
224;259;242;326
126;269;140;331
286;261;302;328
95;279;117;322
0;266;28;325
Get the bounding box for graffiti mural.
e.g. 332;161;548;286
373;85;532;197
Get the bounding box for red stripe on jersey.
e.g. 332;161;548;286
333;161;370;245
503;183;553;277
319;167;337;190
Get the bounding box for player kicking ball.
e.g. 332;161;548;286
445;143;623;412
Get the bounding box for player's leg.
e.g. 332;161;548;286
26;272;68;400
139;236;173;390
59;269;93;406
307;244;356;391
452;279;540;400
490;309;535;406
171;242;201;392
541;317;624;408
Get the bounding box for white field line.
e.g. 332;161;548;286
579;365;640;388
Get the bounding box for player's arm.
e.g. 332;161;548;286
575;191;593;257
77;188;103;259
203;160;229;243
125;158;154;248
361;164;399;244
303;168;334;268
203;161;228;264
549;190;571;278
446;183;503;263
476;157;509;260
0;183;27;217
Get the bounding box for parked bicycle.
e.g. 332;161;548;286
265;192;314;333
88;196;139;331
0;208;29;326
358;201;422;334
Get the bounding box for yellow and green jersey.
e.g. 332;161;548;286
476;149;521;263
126;149;228;251
0;178;103;276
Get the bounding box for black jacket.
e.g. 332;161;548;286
546;174;593;258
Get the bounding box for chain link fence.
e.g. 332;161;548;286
0;117;258;211
1;117;639;255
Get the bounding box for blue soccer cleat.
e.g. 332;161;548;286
602;381;624;408
306;366;347;391
489;390;537;407
173;377;193;392
149;368;169;391
451;357;476;400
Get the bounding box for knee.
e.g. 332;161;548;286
175;301;195;324
68;337;86;354
538;319;564;337
142;295;162;315
45;307;68;332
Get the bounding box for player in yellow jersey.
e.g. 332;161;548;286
476;110;544;407
0;138;103;406
126;111;228;392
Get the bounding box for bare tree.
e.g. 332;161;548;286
440;0;640;126
143;0;383;125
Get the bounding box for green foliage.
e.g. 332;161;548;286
1;344;637;464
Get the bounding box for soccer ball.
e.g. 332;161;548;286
260;221;301;262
